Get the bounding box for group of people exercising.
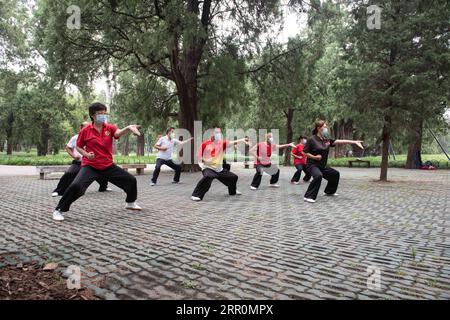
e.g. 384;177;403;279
52;102;364;221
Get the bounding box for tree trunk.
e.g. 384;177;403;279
5;111;14;155
136;134;145;156
0;139;4;153
122;135;129;156
380;118;391;182
37;123;49;156
283;108;294;166
405;118;423;169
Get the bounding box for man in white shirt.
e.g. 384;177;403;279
150;127;193;186
52;122;109;196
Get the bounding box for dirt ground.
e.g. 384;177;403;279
0;257;98;300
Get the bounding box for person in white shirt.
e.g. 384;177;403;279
150;127;193;186
52;122;110;196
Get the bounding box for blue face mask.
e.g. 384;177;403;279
214;133;222;141
96;114;108;124
322;127;330;138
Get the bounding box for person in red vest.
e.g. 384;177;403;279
290;135;311;184
250;132;295;190
52;103;142;221
191;126;249;201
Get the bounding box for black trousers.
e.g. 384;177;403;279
251;164;280;188
304;165;340;200
53;161;108;195
151;158;181;183
291;164;312;183
192;168;238;200
56;164;137;212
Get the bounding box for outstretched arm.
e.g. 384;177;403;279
114;125;141;139
276;142;296;150
334;139;364;149
227;137;250;146
177;137;194;146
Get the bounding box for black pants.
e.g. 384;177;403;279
304;165;340;200
192;168;238;200
291;164;312;183
251;164;279;188
56;164;137;212
151;158;181;183
53;161;108;195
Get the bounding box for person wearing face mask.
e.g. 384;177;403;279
191;126;250;201
51;122;111;197
290;135;311;185
250;133;295;190
52;102;143;221
150;127;193;186
303;120;364;203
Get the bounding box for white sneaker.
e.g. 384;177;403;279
125;202;142;211
291;181;300;185
191;196;201;201
269;184;280;188
304;198;316;203
150;182;156;186
51;192;59;197
250;186;258;190
234;190;242;195
324;193;339;196
105;187;113;192
172;181;181;184
52;210;64;221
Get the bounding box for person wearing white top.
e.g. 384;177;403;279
52;122;110;196
150;127;193;186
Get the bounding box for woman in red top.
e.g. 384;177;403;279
250;132;294;190
290;135;311;184
52;103;142;221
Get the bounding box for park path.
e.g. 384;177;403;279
1;167;449;300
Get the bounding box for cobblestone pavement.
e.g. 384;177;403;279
1;166;449;300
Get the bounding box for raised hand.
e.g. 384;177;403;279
355;140;364;149
129;125;141;136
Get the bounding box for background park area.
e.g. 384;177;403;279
1;0;449;302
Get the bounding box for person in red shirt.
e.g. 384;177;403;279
52;103;143;221
250;133;295;190
290;135;311;184
191;126;249;201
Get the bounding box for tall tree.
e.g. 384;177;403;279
344;0;450;180
33;0;302;170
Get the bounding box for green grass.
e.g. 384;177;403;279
0;152;156;165
326;154;449;169
0;151;448;168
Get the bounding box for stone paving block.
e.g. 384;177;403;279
0;167;449;299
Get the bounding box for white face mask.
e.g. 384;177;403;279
214;133;222;141
268;137;274;144
170;133;175;139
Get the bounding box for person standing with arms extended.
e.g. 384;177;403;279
150;127;193;186
303;120;364;203
52;122;110;197
191;126;249;201
52;103;143;221
250;132;295;190
290;135;311;185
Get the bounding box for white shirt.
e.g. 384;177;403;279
156;135;180;160
67;134;83;160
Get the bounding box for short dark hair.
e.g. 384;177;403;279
166;127;175;134
298;135;307;142
88;103;107;121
